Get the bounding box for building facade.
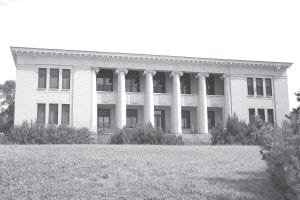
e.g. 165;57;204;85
11;47;292;136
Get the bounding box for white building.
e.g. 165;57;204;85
11;46;291;137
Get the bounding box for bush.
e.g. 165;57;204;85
109;123;184;145
5;122;93;144
211;114;266;145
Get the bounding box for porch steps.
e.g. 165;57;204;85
182;133;212;145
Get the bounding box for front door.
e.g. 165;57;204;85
154;110;165;132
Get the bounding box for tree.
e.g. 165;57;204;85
0;80;15;133
296;90;300;102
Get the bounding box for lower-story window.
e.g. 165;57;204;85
208;111;215;129
49;104;58;124
61;104;70;125
267;109;274;124
249;108;255;124
98;109;111;130
126;109;138;128
37;103;46;124
182;110;190;128
258;109;265;122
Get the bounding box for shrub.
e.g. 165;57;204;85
109;123;184;145
5;122;93;144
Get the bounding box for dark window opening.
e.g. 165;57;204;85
38;68;47;89
62;69;70;89
247;78;254;95
249;108;255;124
265;79;272;96
97;69;113;91
49;104;58;124
61;104;70;125
126;71;140;92
154;110;165;132
182;110;191;128
98;109;111;130
181;73;191;94
208;111;215;129
50;69;59;89
153;72;166;93
267;109;274;124
37;104;45;124
256;78;264;96
206;76;215;95
126;109;138;128
258;109;265;122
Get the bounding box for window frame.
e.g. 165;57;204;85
257;109;265;122
267;109;274;124
256;78;264;96
61;104;70;125
50;69;59;89
153;72;166;93
182;110;191;128
125;71;140;92
97;69;113;91
126;109;138;128
206;75;215;95
49;104;58;124
37;103;46;124
247;78;254;96
248;108;255;124
181;73;191;94
38;68;47;89
62;69;71;90
265;78;272;97
98;108;111;130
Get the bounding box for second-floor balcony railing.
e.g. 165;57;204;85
97;91;224;107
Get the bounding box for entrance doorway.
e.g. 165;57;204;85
154;110;165;132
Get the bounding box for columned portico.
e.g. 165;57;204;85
170;71;183;135
223;74;231;123
115;69;128;128
196;72;209;134
143;70;156;125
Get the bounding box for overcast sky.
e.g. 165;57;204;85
0;0;299;109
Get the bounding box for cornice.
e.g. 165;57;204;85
10;46;293;69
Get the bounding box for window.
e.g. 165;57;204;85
181;73;191;94
154;110;165;131
97;69;113;91
98;109;111;130
50;69;59;89
265;79;272;96
267;109;274;124
126;71;140;92
258;109;265;122
182;110;190;128
208;111;215;129
61;104;70;125
49;104;58;124
249;109;255;124
62;69;70;89
247;78;254;95
153;72;166;93
206;76;215;95
256;78;263;96
38;68;47;88
37;104;45;124
126;109;138;128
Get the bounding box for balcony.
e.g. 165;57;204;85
154;93;172;106
207;95;224;107
97;91;115;104
126;92;144;105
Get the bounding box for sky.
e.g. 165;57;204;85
0;0;299;109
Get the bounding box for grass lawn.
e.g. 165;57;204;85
0;145;283;200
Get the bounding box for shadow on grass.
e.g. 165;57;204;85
204;171;286;200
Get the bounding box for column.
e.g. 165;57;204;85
115;69;128;129
196;73;209;134
143;70;156;125
223;74;231;123
170;71;183;135
91;67;99;133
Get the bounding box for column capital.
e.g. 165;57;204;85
169;71;183;77
195;72;209;79
115;68;128;75
143;69;156;76
91;67;100;74
221;73;230;79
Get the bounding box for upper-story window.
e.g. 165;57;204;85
38;68;47;89
62;69;70;89
181;73;191;94
206;76;215;95
126;71;140;92
265;78;272;96
247;78;254;95
153;72;166;93
256;78;264;96
97;69;113;91
50;69;59;89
